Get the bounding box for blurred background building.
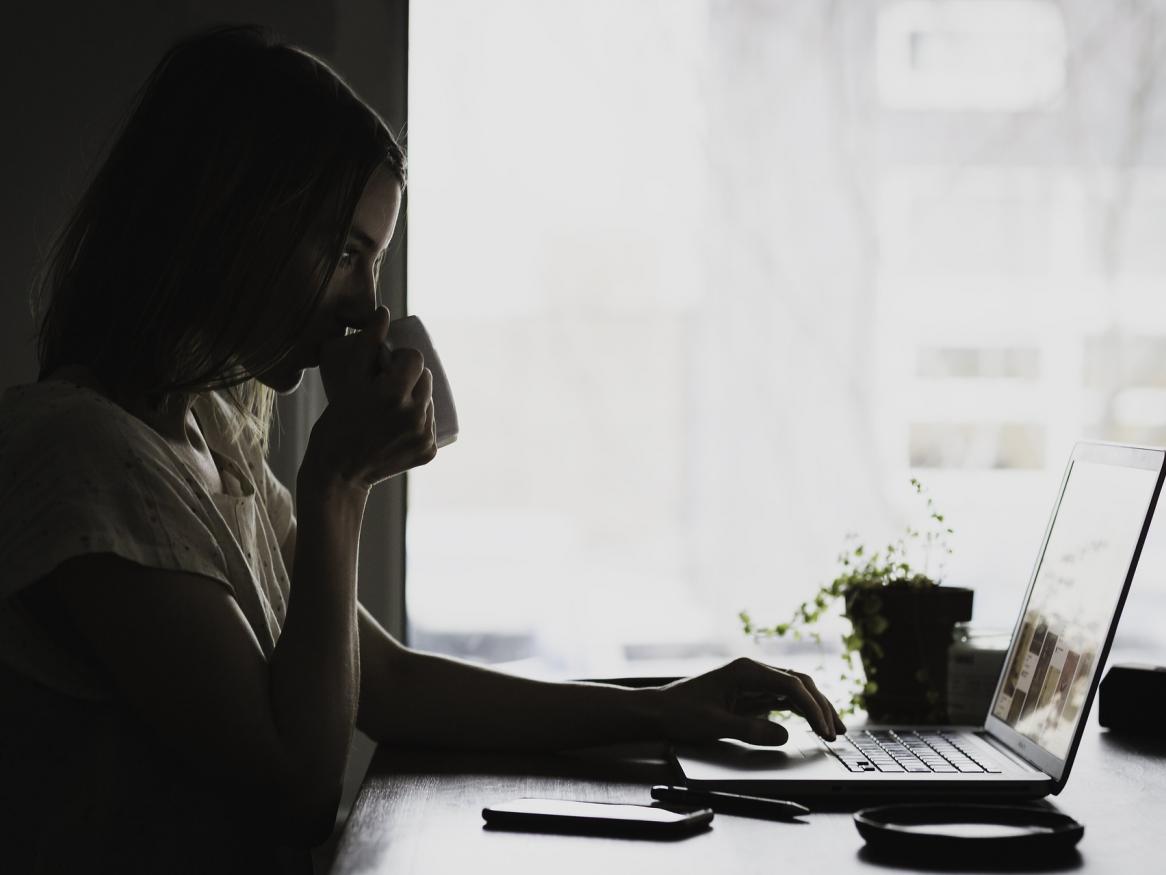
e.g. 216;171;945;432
406;0;1166;683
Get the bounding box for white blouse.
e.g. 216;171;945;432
0;379;306;874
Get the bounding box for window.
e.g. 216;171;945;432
406;0;1166;681
877;0;1068;111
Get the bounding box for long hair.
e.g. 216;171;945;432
32;24;406;452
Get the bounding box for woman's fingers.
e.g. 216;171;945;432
411;367;434;407
358;305;391;341
791;670;847;734
352;306;392;376
658;660;847;749
732;659;834;740
718;714;789;747
731;690;790;716
424;395;436;444
321;307;393;402
736;686;839;742
378;347;426;405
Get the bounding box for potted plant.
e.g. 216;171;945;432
740;479;973;723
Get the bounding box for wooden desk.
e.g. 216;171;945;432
329;720;1166;874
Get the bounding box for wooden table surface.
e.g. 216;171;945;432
329;719;1166;874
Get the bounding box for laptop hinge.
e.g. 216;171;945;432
982;728;1049;775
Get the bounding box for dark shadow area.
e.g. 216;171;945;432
856;845;1084;872
780;797;1059;814
371;744;676;787
481;821;712;842
1097;728;1166;758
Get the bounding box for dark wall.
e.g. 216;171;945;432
0;0;406;391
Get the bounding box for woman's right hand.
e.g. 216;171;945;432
303;306;437;493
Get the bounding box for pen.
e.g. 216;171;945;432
651;785;810;820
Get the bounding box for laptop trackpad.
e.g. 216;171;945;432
674;732;835;782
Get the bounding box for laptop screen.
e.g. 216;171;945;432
990;458;1160;760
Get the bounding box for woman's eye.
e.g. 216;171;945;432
338;249;355;268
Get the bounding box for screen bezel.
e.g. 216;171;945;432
983;441;1166;792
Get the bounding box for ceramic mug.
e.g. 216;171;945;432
384;315;458;448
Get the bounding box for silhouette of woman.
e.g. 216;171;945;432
0;24;843;874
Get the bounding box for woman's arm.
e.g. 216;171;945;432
269;471;364;824
354;604;660;750
279;507;844;753
353;606;844;751
39;476;365;847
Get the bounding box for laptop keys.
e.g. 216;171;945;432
929;733;1002;773
828;730;999;774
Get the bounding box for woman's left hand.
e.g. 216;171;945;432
653;658;847;746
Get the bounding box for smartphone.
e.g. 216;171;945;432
481;798;713;838
650;785;810;820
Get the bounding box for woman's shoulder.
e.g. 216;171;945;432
0;380;199;504
0;379;146;459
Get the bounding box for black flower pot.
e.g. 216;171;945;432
844;585;974;723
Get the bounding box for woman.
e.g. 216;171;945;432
0;24;844;873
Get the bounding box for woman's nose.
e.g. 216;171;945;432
336;271;379;328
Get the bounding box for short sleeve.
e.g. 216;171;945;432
0;385;244;698
0;400;233;603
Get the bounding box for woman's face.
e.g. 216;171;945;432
257;164;403;393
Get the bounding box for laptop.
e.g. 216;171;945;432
673;441;1166;799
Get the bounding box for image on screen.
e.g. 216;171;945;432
991;460;1159;759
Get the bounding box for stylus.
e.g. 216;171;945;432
651;785;810;820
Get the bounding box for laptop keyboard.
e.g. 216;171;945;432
826;729;1003;774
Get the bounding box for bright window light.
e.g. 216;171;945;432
406;0;1166;682
877;0;1067;111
